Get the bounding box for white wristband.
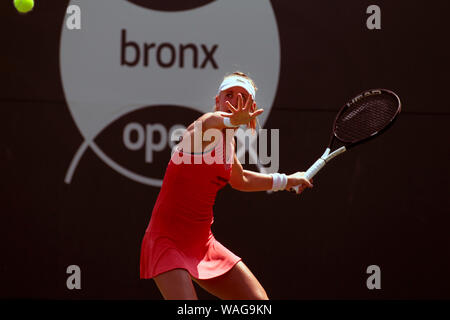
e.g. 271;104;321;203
270;173;288;191
223;117;239;128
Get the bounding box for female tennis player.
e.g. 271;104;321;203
140;72;313;300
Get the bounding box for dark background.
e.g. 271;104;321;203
1;0;449;300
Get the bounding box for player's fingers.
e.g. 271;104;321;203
303;179;313;188
225;101;238;113
243;96;253;111
237;94;243;110
249;109;264;119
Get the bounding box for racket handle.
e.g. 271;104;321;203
292;158;326;193
305;158;326;180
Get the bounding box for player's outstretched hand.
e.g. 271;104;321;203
224;93;264;127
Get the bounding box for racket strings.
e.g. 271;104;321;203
334;94;399;143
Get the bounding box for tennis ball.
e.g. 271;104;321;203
14;0;34;13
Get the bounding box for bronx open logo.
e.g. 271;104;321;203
60;0;280;187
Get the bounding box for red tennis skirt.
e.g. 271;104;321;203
140;230;241;279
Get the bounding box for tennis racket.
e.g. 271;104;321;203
292;88;401;193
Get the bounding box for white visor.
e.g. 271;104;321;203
217;75;256;99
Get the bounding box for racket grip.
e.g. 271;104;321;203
292;158;326;193
305;158;326;180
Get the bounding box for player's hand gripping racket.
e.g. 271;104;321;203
292;89;401;193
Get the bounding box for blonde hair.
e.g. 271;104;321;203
223;71;257;92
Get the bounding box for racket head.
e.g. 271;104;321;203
331;89;401;148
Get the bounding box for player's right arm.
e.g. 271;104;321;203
229;153;313;193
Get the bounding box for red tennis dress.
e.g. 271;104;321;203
140;131;241;279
